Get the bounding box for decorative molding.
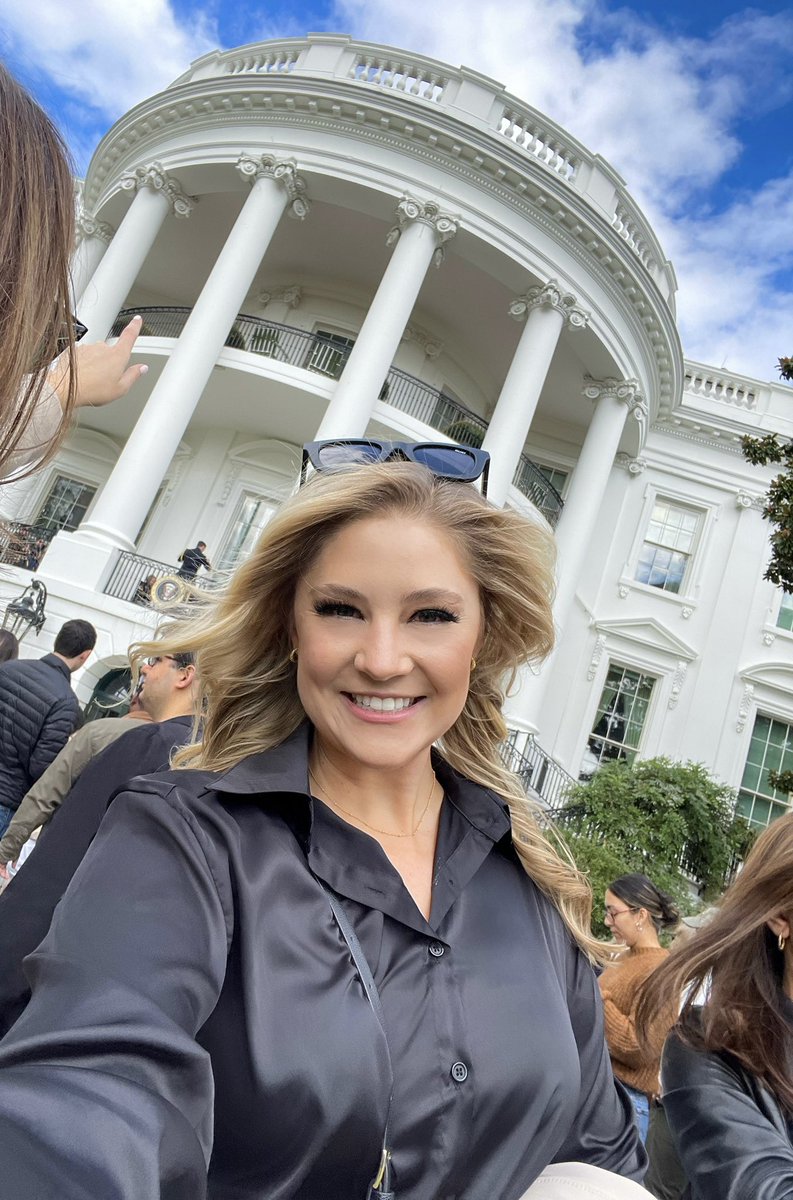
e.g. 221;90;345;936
257;284;303;308
763;631;776;646
236;153;310;219
75;209;114;245
668;660;688;710
736;683;755;733
587;633;606;681
583;376;646;426
403;324;444;358
159;446;192;509
216;461;242;507
386;196;459;266
618;584;630;599
509;278;589;329
119;160;194;217
594;616;697;662
681;606;693;620
615;452;647;476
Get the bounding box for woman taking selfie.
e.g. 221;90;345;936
0;444;644;1198
639;815;793;1199
599;875;680;1141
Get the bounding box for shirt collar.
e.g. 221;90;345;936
210;721;511;845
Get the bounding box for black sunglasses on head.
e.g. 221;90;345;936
301;439;490;497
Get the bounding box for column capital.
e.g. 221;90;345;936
615;451;647;475
510;279;589;329
119;160;195;218
75;209;114;246
386;196;459;266
235;154;310;219
583;375;645;419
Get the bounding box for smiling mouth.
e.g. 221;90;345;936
346;694;421;712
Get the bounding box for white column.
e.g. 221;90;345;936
78;162;194;343
483;281;589;507
71;211;114;308
553;378;645;623
504;377;645;736
77;154;309;550
316;197;458;439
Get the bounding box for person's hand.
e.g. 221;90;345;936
51;315;148;411
0;862;11;882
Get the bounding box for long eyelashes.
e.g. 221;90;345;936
312;600;460;624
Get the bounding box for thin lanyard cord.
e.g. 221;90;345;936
317;880;395;1200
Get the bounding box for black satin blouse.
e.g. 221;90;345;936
0;724;643;1199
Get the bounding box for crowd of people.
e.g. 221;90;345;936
0;52;791;1200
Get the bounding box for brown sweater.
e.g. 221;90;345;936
598;945;671;1097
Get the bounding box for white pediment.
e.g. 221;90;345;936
594;617;697;662
740;661;793;694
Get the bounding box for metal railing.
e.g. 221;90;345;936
0;522;55;571
501;735;577;818
113;307;565;522
103;550;223;605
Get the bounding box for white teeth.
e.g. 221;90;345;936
352;695;414;712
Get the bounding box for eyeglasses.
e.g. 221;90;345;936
301;439;490;497
145;654;193;669
604;905;638;921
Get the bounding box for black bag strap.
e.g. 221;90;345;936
316;879;395;1200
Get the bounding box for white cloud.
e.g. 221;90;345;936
0;0;218;115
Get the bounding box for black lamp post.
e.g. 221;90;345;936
1;578;47;641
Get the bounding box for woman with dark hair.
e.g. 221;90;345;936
0;62;145;481
600;874;680;1141
639;816;793;1199
0;631;19;664
0;454;645;1198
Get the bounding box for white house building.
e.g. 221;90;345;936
2;34;791;828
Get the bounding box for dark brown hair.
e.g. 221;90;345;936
0;62;77;477
610;873;680;935
638;814;793;1111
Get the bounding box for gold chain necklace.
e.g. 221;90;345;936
308;763;436;838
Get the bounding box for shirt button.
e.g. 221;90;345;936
429;942;445;957
451;1061;468;1082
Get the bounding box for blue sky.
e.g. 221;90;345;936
1;0;791;381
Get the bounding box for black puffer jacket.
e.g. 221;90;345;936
0;655;80;811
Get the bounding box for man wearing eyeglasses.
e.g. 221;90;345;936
0;650;198;1037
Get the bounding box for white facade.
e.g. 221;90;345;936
2;35;791;825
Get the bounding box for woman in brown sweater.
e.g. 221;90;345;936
599;873;679;1142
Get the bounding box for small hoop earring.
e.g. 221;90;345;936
779;933;787;952
288;648;298;664
470;657;477;672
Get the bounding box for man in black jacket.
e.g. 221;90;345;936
0;650;197;1037
0;619;96;837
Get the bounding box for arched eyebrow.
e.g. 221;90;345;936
312;584;465;607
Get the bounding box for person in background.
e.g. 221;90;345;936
0;649;197;1037
133;573;157;605
177;540;211;580
639;816;793;1199
0;62;146;482
0;699;152;877
599;874;680;1142
0;631;18;664
0;457;643;1197
0;618;96;837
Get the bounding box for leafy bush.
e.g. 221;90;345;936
557;758;753;938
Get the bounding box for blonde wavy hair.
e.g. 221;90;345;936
135;462;601;959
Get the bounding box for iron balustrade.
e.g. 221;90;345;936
111;306;564;523
501;735;577;818
103;550;222;605
0;522;54;571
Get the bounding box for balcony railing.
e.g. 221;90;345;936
0;522;55;571
111;306;564;524
502;735;577;818
103;550;224;605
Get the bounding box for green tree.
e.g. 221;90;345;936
742;356;793;590
557;758;753;938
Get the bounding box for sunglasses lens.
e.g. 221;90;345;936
412;445;478;479
316;441;383;467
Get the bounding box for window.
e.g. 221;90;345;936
538;465;568;496
304;331;355;380
778;592;793;633
217;493;277;572
581;664;655;778
635;499;700;594
36;475;96;533
736;714;793;828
